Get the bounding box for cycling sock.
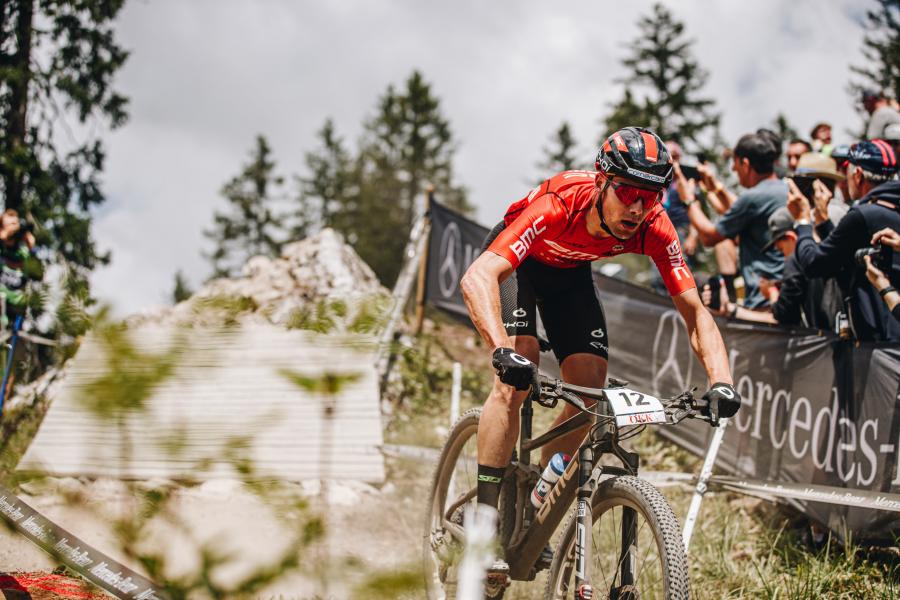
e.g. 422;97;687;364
476;464;506;508
722;274;737;302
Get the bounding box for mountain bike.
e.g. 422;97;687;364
424;373;709;600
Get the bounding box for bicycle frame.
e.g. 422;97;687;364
504;382;641;586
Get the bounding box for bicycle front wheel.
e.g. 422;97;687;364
544;475;689;600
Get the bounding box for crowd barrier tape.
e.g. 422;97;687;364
0;484;168;600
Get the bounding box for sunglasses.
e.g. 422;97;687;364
607;179;664;207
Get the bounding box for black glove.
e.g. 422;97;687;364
702;382;741;426
491;347;536;391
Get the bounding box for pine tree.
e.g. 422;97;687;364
172;270;193;304
352;70;469;285
852;0;900;101
772;113;799;144
0;0;129;287
603;3;719;154
294;118;355;240
537;121;581;181
204;135;285;278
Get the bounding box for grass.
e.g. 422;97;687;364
393;384;900;600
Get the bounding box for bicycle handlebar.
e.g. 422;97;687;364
530;373;711;426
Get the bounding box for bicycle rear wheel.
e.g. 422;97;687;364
544;475;689;600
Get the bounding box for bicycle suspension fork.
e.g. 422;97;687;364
573;444;595;600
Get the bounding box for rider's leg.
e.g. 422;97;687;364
476;335;540;508
539;353;607;466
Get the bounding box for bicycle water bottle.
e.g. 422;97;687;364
531;452;571;508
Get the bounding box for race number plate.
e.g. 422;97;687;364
605;388;667;426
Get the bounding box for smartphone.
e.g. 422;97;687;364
707;275;722;311
680;164;700;181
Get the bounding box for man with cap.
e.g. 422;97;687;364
863;89;900;140
788;139;900;341
792;152;847;227
704;206;833;329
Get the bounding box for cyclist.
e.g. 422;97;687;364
460;127;740;574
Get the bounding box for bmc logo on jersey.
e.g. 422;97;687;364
666;239;691;281
509;216;546;259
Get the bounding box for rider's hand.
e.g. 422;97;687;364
491;347;536;391
702;382;740;426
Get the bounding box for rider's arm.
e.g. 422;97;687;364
646;214;731;385
460;252;516;351
462;192;567;349
671;288;733;385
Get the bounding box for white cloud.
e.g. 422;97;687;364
92;0;869;314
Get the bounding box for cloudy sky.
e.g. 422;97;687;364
91;0;868;314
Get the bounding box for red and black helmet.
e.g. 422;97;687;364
595;127;673;190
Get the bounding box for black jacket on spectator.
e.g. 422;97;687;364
794;180;900;342
771;254;834;329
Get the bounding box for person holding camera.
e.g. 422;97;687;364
0;209;37;328
788;140;900;342
863;227;900;322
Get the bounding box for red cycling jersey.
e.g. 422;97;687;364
486;170;696;296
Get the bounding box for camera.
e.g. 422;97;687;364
855;242;893;272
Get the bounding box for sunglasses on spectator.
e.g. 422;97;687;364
608;179;663;207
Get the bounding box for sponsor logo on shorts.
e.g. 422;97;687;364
591;328;605;339
513;308;527;317
590;342;608;352
504;321;529;328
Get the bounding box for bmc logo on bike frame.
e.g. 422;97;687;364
536;455;580;524
509;216;546;260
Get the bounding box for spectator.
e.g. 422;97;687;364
863;227;900;323
651;141;699;294
786;138;812;172
792;152;847;227
863;89;900;140
810;122;833;155
788;139;900;341
0;209;37;328
681;132;786;309
703;207;833;329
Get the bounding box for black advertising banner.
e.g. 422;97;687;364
594;275;900;542
425;201;491;321
423;201;900;541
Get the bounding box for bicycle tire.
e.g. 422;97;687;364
423;407;512;600
544;475;689;600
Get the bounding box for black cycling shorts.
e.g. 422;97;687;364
483;222;609;363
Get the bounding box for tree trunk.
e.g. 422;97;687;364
4;0;35;212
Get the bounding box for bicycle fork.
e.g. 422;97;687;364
573;444;595;600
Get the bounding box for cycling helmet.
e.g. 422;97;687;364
595;127;674;189
848;139;899;181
